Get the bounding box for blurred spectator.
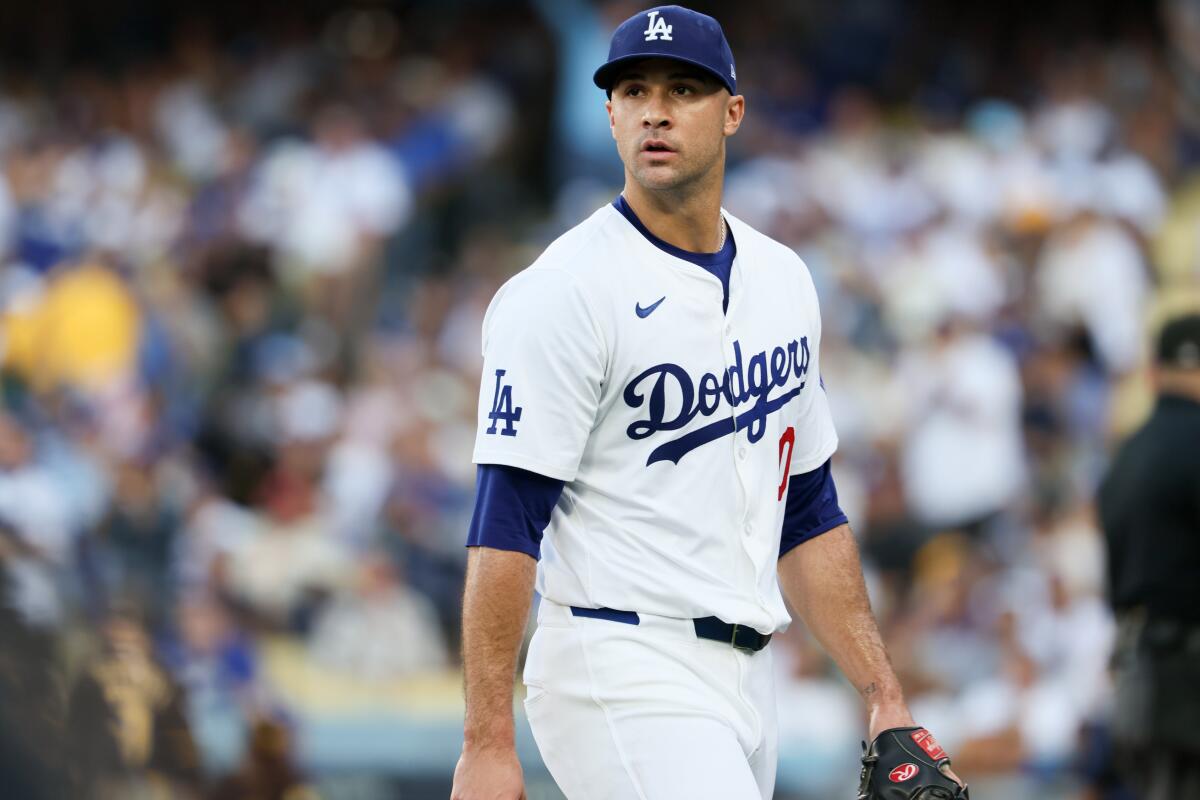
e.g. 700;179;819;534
239;104;411;328
531;0;624;184
897;320;1027;534
219;379;349;631
165;593;259;704
774;628;863;796
66;612;202;799
207;717;317;800
224;477;349;633
1036;212;1149;375
174;476;261;595
0;411;73;624
98;457;182;630
308;553;449;679
0;566;66;799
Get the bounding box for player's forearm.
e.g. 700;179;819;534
777;524;908;711
461;545;538;750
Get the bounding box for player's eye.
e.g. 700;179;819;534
672;84;693;95
623;85;644;97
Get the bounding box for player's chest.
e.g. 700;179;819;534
603;262;815;464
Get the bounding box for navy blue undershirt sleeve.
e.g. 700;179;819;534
466;464;565;559
779;458;849;558
613;194;735;312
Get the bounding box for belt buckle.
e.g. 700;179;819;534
730;623;755;653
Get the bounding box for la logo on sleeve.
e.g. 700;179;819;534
486;369;523;437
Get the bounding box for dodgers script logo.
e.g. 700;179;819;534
643;10;673;42
624;338;809;465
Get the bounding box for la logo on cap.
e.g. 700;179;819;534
644;10;673;42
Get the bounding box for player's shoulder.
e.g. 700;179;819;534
527;203;630;281
491;205;628;299
484;206;622;331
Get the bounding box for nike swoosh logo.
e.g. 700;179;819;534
635;296;666;318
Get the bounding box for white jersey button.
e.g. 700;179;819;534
743;521;753;535
737;446;747;459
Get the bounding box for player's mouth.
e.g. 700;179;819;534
640;139;677;158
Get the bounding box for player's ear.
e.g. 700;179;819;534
606;99;616;138
723;94;745;137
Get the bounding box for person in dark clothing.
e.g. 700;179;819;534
1098;312;1200;800
0;561;67;800
207;717;317;800
65;611;203;799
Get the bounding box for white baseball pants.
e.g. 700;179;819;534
522;599;778;800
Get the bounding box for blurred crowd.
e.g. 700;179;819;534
0;1;1197;798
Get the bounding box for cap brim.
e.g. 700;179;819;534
593;53;734;95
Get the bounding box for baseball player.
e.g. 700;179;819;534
451;6;967;799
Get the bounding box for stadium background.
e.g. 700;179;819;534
0;0;1196;797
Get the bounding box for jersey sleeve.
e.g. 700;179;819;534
779;458;849;558
466;464;565;559
472;268;606;481
789;261;839;475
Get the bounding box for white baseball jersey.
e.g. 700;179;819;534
472;203;838;634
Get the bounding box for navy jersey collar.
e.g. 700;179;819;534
613;194;735;267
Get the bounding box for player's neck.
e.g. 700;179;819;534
620;178;725;254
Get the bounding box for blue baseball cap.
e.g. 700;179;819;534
593;5;737;97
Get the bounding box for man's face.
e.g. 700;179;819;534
606;59;743;192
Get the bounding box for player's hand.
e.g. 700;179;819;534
450;743;526;800
858;726;968;798
865;703;967;788
866;700;915;741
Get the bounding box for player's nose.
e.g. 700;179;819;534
641;95;671;128
641;111;671;129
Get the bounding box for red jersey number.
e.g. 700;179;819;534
777;426;795;501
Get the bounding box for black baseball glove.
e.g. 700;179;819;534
858;726;969;799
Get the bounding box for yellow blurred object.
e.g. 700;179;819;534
3;263;141;392
1153;173;1200;287
1004;205;1053;236
260;637;464;718
1108;367;1155;441
912;531;969;588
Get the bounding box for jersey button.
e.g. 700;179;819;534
737;447;747;459
743;522;753;535
724;323;732;335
